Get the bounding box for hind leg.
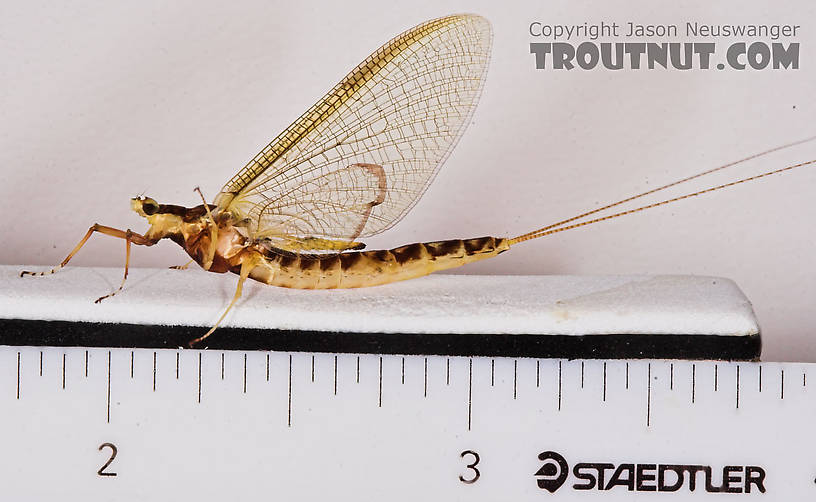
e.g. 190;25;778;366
188;252;265;347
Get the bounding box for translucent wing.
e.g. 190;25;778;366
214;14;492;247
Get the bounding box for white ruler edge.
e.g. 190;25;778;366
3;266;759;336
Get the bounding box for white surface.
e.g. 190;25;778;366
0;2;813;356
2;350;813;499
1;266;757;336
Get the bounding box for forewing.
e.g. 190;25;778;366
215;14;492;244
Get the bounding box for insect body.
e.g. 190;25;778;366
22;14;815;345
129;196;509;291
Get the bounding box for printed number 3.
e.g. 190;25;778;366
98;442;118;477
459;450;480;484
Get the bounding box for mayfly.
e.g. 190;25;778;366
22;14;815;346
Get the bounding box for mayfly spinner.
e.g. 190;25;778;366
22;14;815;346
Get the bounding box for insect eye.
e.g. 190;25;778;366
143;201;159;215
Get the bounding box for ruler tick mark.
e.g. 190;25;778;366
491;359;494;387
152;352;157;392
176;352;179;379
625;363;629;390
39;351;42;377
378;356;383;408
198;353;202;403
714;364;719;391
647;363;652;427
557;361;562;411
401;357;405;385
356;356;360;384
536;360;540;388
334;355;338;395
581;361;584;389
266;354;270;382
130;351;134;379
16;351;20;399
287;355;292;427
85;350;88;378
781;369;785;399
603;362;607;402
467;358;472;431
670;363;674;390
804;372;807;387
736;365;740;409
311;355;315;383
244;353;247;394
106;351;111;424
692;363;696;404
513;360;517;400
446;358;450;386
424;357;428;397
221;353;224;380
759;365;762;392
62;353;66;390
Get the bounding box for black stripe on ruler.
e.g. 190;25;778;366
0;319;761;360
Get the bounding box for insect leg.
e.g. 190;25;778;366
94;230;135;304
169;259;196;270
20;224;153;277
187;253;262;348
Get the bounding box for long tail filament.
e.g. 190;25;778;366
509;138;816;245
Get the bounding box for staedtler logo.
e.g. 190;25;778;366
534;451;766;494
535;451;570;492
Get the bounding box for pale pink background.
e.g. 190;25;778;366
1;1;814;360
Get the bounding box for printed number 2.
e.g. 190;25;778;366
97;443;118;477
459;450;480;484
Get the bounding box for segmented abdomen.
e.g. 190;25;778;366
247;236;509;289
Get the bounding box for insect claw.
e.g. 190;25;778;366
20;267;58;277
94;291;118;304
170;259;196;270
187;335;207;348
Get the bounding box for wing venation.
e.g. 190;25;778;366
215;14;492;249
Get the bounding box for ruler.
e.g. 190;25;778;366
1;267;762;359
1;346;814;500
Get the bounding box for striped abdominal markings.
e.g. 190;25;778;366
253;237;509;289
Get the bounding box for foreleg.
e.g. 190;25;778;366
21;224;153;277
21;224;154;303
